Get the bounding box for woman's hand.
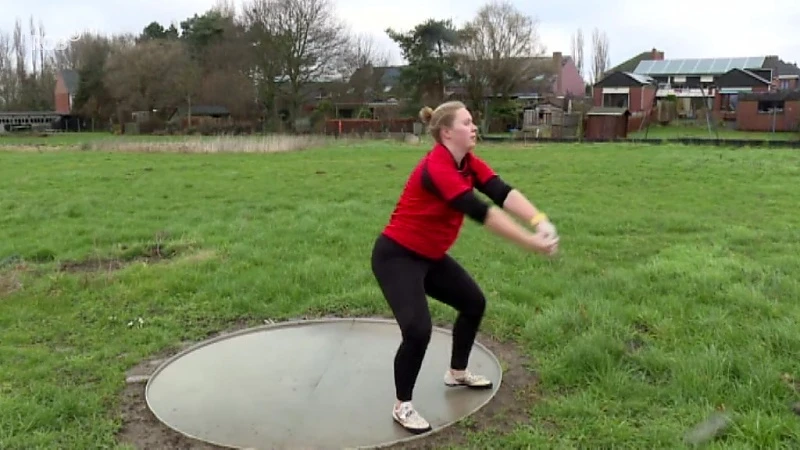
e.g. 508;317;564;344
527;231;559;256
536;220;558;239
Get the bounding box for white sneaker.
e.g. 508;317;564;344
392;401;432;434
444;369;493;389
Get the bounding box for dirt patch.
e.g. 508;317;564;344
0;265;26;297
58;244;180;273
115;316;542;449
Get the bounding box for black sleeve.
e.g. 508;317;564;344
448;190;491;224
476;175;513;207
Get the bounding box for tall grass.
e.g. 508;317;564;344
86;134;334;153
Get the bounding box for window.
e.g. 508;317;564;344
758;100;784;113
602;93;629;108
719;94;738;112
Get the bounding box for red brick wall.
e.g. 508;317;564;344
736;99;800;132
54;74;70;114
776;78;799;90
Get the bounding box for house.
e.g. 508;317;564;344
713;68;772;121
763;57;800;90
591;71;657;132
538;52;586;98
630;56;776;117
55;69;79;114
735;90;800;132
481;52;586;100
331;65;403;119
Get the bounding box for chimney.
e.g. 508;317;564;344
553;51;563;95
650;48;664;60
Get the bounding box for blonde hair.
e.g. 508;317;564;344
418;101;467;143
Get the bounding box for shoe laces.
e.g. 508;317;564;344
396;402;417;420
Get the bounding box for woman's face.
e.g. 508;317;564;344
443;107;478;152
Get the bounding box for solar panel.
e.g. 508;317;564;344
696;59;714;72
709;59;727;72
633;56;767;75
636;60;655;73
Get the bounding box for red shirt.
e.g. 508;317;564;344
382;143;497;259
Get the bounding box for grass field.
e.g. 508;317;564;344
627;124;799;141
2;136;800;448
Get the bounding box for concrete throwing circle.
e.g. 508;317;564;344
145;317;502;449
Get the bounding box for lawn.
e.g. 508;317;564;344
627;124;798;141
1;138;800;448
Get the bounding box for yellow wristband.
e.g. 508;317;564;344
530;213;547;226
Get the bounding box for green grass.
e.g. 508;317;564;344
2;139;800;448
628;124;799;140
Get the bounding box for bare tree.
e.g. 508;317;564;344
338;32;391;81
570;28;584;79
241;0;290;127
0;31;13;109
267;0;349;126
457;0;547;100
591;27;610;83
38;19;46;78
13;19;25;81
28;16;38;77
211;0;237;17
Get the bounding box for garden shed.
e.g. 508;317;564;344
584;107;631;140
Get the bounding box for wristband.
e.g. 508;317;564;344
530;213;547;226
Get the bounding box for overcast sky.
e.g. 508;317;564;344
3;0;799;76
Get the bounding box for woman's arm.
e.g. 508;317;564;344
502;189;547;225
477;177;549;227
448;191;558;255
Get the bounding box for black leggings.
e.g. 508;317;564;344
370;233;487;402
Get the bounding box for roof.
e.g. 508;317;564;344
738;90;800;102
634;57;767;75
593;71;655;86
0;111;60;116
59;69;79;93
586;106;630;116
763;56;800;78
625;72;655;84
607;50;661;74
729;68;772;84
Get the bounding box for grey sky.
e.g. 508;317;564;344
4;0;799;79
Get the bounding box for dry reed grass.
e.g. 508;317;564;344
88;134;332;153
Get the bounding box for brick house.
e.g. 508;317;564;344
591;71;657;132
630;56;775;117
54;69;79;114
713;68;772;121
762;57;800;91
735;90;800;132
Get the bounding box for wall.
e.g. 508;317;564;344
558;58;587;97
777;77;799;90
54;74;71;114
736;100;800;132
585;115;628;139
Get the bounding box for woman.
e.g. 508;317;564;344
371;101;559;434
